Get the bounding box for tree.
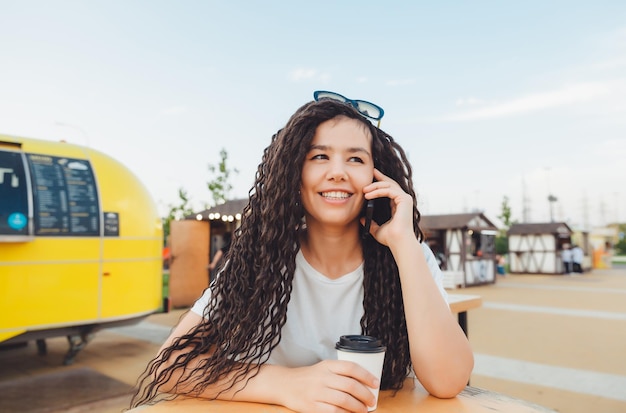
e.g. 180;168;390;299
496;196;513;255
162;188;195;244
498;196;513;228
207;148;239;207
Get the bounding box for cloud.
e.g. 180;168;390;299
438;82;612;122
288;68;331;82
289;68;317;81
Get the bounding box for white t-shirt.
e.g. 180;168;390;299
572;247;584;263
561;249;573;262
190;242;448;367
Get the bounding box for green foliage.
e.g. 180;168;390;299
495;196;513;255
162;188;195;244
498;196;513;228
495;235;508;255
160;149;238;245
207;148;239;207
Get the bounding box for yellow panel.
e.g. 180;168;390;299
103;238;161;260
1;238;101;262
0;262;99;329
101;238;163;317
101;260;162;318
87;149;162;238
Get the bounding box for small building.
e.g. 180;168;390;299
190;198;247;258
507;222;573;274
167;199;247;308
421;213;499;288
589;225;619;269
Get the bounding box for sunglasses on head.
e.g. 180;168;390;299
313;90;385;127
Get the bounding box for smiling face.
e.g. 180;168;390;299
300;116;374;232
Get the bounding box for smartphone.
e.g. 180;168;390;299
362;199;375;239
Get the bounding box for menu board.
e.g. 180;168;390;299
27;154;100;236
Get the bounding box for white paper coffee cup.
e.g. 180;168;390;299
336;335;386;411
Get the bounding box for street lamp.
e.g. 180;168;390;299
548;194;558;222
544;167;557;222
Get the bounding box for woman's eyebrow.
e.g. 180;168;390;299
346;147;371;156
308;144;371;156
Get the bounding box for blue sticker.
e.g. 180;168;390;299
8;213;27;230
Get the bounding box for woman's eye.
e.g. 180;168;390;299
311;154;328;160
349;156;364;163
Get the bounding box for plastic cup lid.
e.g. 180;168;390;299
335;335;386;353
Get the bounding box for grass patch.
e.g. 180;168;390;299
162;271;170;298
156;271;170;313
613;256;626;264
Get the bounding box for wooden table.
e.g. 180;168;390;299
448;293;482;336
128;295;509;412
128;378;556;412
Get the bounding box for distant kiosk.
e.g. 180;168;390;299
507;222;572;274
166;199;246;308
0;134;164;364
421;213;499;288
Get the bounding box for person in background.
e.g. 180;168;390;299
207;231;232;275
427;239;446;270
561;244;573;274
496;254;506;276
571;244;584;274
132;92;473;413
602;241;613;269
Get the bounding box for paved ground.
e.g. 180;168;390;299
1;267;625;413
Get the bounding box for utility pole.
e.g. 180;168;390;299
522;175;531;222
582;192;590;231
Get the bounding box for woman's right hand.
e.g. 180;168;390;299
277;360;378;413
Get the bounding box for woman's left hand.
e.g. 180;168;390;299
361;168;415;248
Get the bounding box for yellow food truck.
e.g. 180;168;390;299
0;134;164;364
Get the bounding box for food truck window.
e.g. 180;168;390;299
0;151;30;236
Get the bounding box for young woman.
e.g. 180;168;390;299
132;92;474;413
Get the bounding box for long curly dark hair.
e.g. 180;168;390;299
131;98;424;407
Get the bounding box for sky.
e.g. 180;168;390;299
1;1;624;229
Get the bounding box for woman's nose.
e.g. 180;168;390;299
326;161;347;181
